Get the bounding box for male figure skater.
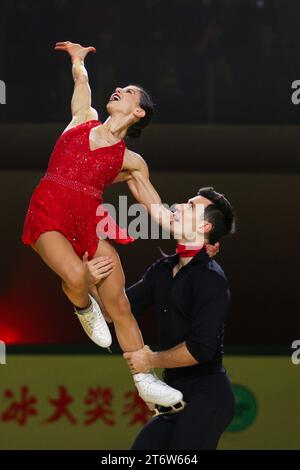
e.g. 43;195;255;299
88;186;236;449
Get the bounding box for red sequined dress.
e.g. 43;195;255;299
22;120;134;259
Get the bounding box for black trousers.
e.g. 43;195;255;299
131;369;235;450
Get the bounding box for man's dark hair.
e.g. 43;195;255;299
126;85;154;139
198;187;236;244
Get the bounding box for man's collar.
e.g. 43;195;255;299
162;246;210;268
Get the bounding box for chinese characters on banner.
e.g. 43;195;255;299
1;386;152;427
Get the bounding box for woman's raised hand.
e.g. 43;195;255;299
54;41;96;62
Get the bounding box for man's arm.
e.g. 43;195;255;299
124;342;198;374
124;275;230;373
184;278;230;365
151;342;198;368
54;41;98;133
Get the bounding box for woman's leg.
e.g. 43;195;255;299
33;231;89;308
92;240;185;409
93;239;144;352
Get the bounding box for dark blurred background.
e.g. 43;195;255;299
0;0;299;350
1;0;300;125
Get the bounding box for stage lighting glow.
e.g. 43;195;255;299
1;329;20;345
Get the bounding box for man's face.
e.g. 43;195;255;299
106;85;145;119
171;195;212;242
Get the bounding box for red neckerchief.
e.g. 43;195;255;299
175;243;205;258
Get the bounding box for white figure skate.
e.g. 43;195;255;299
133;371;186;416
74;294;112;350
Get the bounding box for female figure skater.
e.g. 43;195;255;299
22;41;188;412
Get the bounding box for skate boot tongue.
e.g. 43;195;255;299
133;373;151;383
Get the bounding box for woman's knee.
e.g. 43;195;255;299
64;264;87;292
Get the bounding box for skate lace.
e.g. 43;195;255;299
81;311;106;334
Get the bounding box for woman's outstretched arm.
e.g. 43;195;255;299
114;150;174;234
54;41;98;132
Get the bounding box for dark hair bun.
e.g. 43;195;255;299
125;85;154;139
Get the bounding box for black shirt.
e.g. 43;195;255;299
126;248;230;384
